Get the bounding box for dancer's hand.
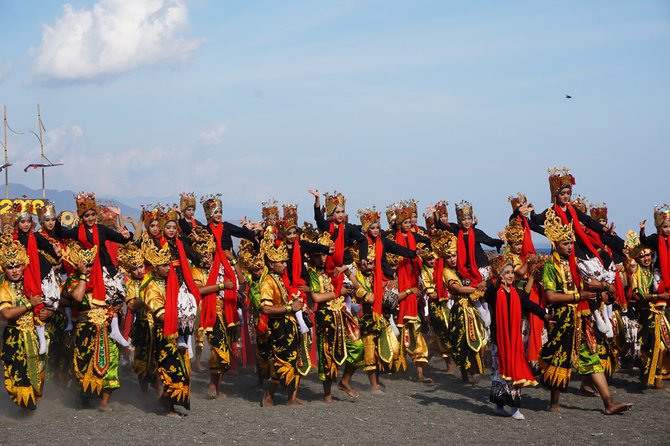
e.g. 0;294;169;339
307;189;319;198
291;299;303;312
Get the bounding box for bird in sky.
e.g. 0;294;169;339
565;94;572;99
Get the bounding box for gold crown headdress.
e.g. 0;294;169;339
589;202;608;222
238;239;264;272
1;211;16;232
62;241;98;269
653;204;670;228
0;233;29;268
261;239;289;263
455;200;473;222
324;191;346;218
75;192;98;218
299;222;318;242
544;208;575;245
162;205;180;225
142;204;165;230
350;243;376;266
142;239;172;267
191;228;216;257
394;199;416;224
281;203;299;230
386;252;402;268
416;242;437;261
179;192;196;212
548;167;575;201
571;195;588;214
435;200;449;216
489;253;514;277
625;230;652;259
507;193;527;211
358;207;380;233
385;205;396;226
12;198;37;220
504;219;525;245
97;203;117;227
38;200;57;224
116;243;145;272
431;229;458;257
526;253;549;274
200;194;223;222
261;199;280;223
423;208;435;229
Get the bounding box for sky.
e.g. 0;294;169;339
0;0;668;237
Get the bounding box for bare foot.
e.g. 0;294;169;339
261;392;273;408
417;376;433;384
324;394;334;404
194;362;207;373
166;411;181;418
338;383;360;398
206;389;218;400
287;399;304;408
548;403;561;413
603;402;632;415
227;369;240;376
97;404;113;412
580;383;598;397
370;385;384;395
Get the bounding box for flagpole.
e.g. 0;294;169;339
3;105;7;199
37;104;45;199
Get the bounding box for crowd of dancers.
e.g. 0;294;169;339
1;167;668;418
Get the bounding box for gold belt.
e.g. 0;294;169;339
78;307;109;325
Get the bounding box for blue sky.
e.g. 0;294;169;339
0;0;668;236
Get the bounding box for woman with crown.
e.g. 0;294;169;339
177;192;205;240
190;229;235;399
637;205;670;389
12;199;61;357
56;193;133;348
143;240;192;416
118;243;154;393
259;239;305;407
0;234;48;410
538;209;631;414
63;241;121;411
440;230;488;384
484;253;550;420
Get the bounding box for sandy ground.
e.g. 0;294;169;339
0;350;667;446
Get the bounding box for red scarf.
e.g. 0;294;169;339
495;284;536;384
433;257;446;300
657;235;670;297
207;223;238;328
396;230;420;322
163;266;180;337
284;238;306;295
326;221;346;296
584;227;627;307
457;228;482;285
554;204;602;262
526;281;544;362
77;224;106;303
366;235;385;318
14;231;42;298
517;215;536;261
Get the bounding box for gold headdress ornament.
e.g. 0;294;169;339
455;200;473;222
191;227;216;257
61;241;98;269
393;199;417;224
238;239;264;272
179;192;196;213
571;195;588;214
544;208;575;245
38;200;57;224
162;205;180;225
12;198;38;221
324;191;346;218
281;203;299;230
350;243;375;266
431;229;458;257
653;204;670;228
317;231;332;247
589;202;608;222
507;193;527;211
548;167;575;202
97;203;117;228
625;230;652;259
504;219;525;245
0;232;29;268
116;243;145;272
526;253;549;274
142;239;171;267
75;192;98;218
435;200;449;216
261;239;289;263
357;207;380;233
1;211;16;233
416;242;437;261
385;205;396;226
200;193;223;222
261;199;280;223
489;253;514;277
142;204;165;230
299;222;318;242
386;252;401;268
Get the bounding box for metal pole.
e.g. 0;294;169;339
37;104;45;199
3;105;7;199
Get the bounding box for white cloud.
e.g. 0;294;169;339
199;123;228;146
0;62;11;84
31;0;202;83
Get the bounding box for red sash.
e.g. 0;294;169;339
657;235;670;300
77;224;106;303
526;282;544;362
496;285;536;384
326;221;345;296
207;223;238;328
517;215;536;261
457;228;482;285
396;230;420;322
366;235;385;318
